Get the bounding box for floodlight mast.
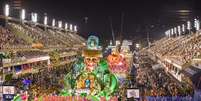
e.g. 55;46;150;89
187;21;191;34
65;23;68;31
21;9;26;24
74;25;77;32
52;19;56;29
70;24;72;31
44;15;48;31
4;4;9;27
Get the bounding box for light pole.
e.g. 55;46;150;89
58;21;62;30
174;27;177;37
4;4;10;27
31;13;38;26
21;9;25;24
178;26;181;36
171;28;174;37
74;25;77;33
194;19;200;32
182;24;185;35
52;19;55;29
187;21;191;34
65;23;68;32
44;14;48;31
70;24;73;32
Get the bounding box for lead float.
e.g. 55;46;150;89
60;36;119;101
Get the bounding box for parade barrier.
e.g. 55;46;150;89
40;96;118;101
145;96;193;101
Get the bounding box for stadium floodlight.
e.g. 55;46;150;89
70;24;73;31
34;13;37;23
136;43;140;48
178;26;181;36
74;25;77;32
166;30;170;38
65;23;68;30
171;28;174;35
4;4;9;17
194;19;200;31
182;24;185;32
44;16;48;25
197;20;200;31
174;27;177;35
31;13;34;22
187;21;191;30
21;9;25;20
31;13;38;23
58;21;62;28
165;31;168;37
52;19;55;27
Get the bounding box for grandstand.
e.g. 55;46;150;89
0;3;86;80
147;30;201;86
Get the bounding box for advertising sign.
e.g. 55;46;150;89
3;86;15;100
127;89;140;98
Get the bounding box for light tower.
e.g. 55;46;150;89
74;25;77;32
171;28;174;36
44;14;48;31
178;26;181;36
21;9;25;24
58;21;62;30
174;27;177;37
194;19;200;31
52;19;56;28
187;21;191;34
31;13;38;25
4;4;10;26
182;24;185;34
65;23;68;31
70;24;73;31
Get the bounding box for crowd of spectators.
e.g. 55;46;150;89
134;56;194;101
149;33;201;65
0;26;28;49
0;22;85;50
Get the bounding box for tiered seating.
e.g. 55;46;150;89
0;26;30;49
149;33;201;65
6;22;85;49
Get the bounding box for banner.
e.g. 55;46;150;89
127;89;140;98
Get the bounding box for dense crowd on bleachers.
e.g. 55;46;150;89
148;32;201;65
0;26;29;49
8;22;85;48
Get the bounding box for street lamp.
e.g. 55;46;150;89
4;4;9;17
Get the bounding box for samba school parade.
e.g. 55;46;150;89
12;35;133;101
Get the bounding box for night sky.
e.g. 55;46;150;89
1;0;200;43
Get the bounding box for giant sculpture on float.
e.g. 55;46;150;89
60;35;119;101
107;49;129;87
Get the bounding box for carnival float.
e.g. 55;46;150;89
60;36;119;100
